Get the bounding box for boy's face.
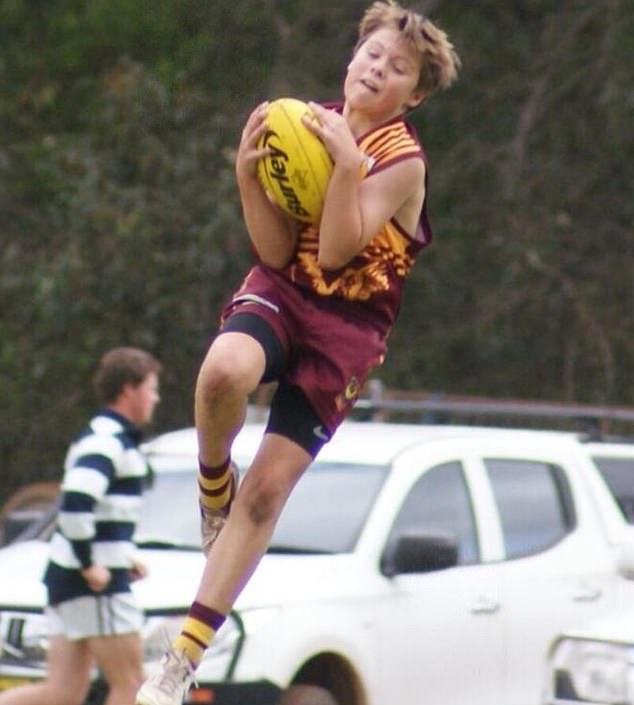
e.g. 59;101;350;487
122;371;161;427
345;27;425;120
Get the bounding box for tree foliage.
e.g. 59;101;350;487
1;0;632;501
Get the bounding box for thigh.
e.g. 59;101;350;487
267;383;331;458
46;634;93;700
200;330;267;390
88;632;144;686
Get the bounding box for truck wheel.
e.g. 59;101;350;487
278;684;339;705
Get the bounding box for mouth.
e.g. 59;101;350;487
360;79;378;93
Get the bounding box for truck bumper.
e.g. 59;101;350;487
186;679;281;705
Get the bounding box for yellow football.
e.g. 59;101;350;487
257;98;333;224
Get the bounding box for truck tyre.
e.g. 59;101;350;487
278;684;339;705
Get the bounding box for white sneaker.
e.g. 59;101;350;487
136;649;195;705
200;461;239;556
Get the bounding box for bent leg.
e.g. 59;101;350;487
0;635;92;705
89;632;144;705
195;432;312;613
195;331;266;467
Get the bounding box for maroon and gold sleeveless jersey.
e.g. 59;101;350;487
279;107;432;336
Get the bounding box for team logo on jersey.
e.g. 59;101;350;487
344;377;360;401
335;376;361;413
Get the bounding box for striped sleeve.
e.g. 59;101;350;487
58;432;122;567
359;121;423;175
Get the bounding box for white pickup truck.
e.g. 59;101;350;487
0;419;632;705
543;445;634;705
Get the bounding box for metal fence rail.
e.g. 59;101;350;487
351;381;634;437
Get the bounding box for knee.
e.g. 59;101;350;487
105;671;143;704
44;677;90;705
107;682;141;704
197;340;262;404
196;356;245;410
197;354;238;403
50;686;87;705
240;471;290;527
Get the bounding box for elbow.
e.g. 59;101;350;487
318;226;362;270
317;252;348;271
259;253;292;270
318;242;358;270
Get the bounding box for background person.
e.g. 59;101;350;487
136;2;460;703
0;346;161;705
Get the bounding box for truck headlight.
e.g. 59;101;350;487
142;615;187;664
205;607;279;659
551;638;634;703
142;614;242;663
141;607;279;681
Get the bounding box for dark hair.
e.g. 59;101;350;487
92;347;161;404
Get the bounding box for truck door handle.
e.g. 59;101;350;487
470;597;500;614
572;585;602;602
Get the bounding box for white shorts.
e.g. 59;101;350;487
46;593;144;640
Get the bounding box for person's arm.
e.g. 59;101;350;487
58;442;116;589
305;103;426;270
236;101;300;269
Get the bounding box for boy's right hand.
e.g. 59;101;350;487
236;101;270;183
81;564;112;592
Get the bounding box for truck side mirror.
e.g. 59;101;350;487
381;531;459;577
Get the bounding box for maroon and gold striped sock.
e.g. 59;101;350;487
198;457;234;512
172;601;227;667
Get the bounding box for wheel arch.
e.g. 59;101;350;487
289;651;368;705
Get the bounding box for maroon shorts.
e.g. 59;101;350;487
221;265;387;434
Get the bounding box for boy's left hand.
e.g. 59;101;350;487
305;102;362;172
129;559;148;581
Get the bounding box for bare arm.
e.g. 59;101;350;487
236;102;299;269
306;103;426;270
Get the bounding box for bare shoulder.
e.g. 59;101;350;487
387;157;427;237
395;155;426;185
359;156;426;241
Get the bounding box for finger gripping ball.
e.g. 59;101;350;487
257;98;333;224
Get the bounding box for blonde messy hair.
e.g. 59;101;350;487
355;0;461;96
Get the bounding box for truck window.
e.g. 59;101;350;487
389;461;479;564
484;459;575;559
591;456;634;524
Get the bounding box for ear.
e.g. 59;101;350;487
405;89;427;110
119;382;136;400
